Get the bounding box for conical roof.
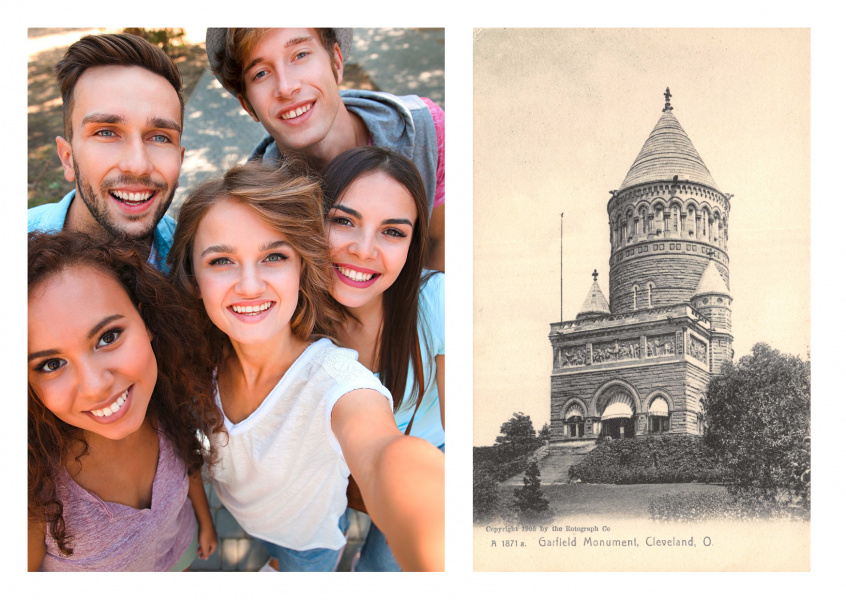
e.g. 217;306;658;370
576;279;611;319
619;103;721;193
692;261;731;298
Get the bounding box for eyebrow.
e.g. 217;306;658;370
200;240;293;257
28;314;124;362
80;113;182;134
331;204;414;227
244;35;315;72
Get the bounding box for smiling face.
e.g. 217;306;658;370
57;65;184;241
239;28;344;156
326;171;418;313
28;266;158;441
191;198;302;348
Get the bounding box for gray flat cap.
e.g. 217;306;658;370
205;28;353;96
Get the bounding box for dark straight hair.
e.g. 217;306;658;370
321;146;431;412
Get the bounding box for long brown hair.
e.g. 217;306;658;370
28;231;223;556
168;160;344;363
321;146;431;411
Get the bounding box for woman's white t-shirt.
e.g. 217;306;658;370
210;338;392;550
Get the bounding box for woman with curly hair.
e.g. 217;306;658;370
27;231;224;571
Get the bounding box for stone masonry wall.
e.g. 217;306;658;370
609;251;729;313
550;359;709;443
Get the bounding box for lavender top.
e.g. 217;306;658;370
41;430;196;571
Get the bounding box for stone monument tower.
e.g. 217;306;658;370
549;89;733;445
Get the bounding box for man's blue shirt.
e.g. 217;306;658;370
27;189;176;273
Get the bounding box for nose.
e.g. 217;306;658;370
349;229;378;259
76;358;114;403
234;264;267;297
117;135;154;176
274;65;301;99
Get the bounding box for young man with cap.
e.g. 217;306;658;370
28;33;185;273
206;28;445;272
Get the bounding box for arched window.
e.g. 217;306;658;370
632;284;639;310
647;282;654;307
648;396;670;433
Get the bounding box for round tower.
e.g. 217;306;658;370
607;89;732;315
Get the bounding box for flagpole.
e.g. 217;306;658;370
560;212;564;322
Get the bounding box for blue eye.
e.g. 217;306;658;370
96;328;123;348
265;253;287;263
209;257;233;266
94;129;117;138
150;134;172;143
36;358;67;373
252;69;268;82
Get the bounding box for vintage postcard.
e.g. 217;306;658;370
473;28;810;571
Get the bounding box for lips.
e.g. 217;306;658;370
334;264;381;288
228;301;275;320
86;386;132;423
278;102;313;121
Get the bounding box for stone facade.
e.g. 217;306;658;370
549;90;733;445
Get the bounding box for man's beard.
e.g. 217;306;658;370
73;161;175;241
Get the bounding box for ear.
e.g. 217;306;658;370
238;94;260;122
56;136;76;183
332;42;344;84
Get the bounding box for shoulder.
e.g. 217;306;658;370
420;271;445;306
308;339;393;404
420;97;445;123
28;190;75;233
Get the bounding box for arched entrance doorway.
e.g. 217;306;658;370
599;391;636;439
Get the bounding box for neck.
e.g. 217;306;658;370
224;330;307;389
74;417;153;460
284;105;368;171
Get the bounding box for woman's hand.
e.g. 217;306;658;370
196;521;218;560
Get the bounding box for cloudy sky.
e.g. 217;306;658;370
473;29;810;445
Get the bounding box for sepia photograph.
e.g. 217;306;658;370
474;28;810;571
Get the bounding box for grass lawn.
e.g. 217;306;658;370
498;482;731;519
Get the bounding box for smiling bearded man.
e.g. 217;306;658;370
28;33;185;273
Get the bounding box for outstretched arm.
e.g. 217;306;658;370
332;389;445;571
187;473;218;560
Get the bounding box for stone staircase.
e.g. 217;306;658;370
501;441;597;486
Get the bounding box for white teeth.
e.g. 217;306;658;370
281;103;312;120
112;190;154;203
91;389;128;418
231;302;272;314
337;266;376;282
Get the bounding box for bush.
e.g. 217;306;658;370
705;343;810;516
568;435;725;484
512;461;551;523
122;28;186;54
